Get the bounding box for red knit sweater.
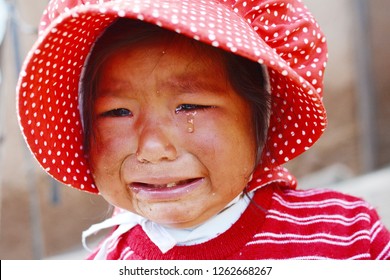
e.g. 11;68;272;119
87;185;390;260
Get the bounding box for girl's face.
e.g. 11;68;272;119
89;36;257;228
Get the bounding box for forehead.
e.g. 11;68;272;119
104;29;225;67
96;32;228;92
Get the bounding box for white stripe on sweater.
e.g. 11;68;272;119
376;241;390;260
247;234;369;247
284;253;371;260
348;253;372;260
282;256;333;260
282;188;338;197
267;210;371;226
253;230;370;242
273;193;370;210
370;220;383;242
119;247;134;260
248;230;370;246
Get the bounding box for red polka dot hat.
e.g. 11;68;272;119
17;0;328;193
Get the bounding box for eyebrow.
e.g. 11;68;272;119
96;79;133;97
162;74;228;95
97;76;229;100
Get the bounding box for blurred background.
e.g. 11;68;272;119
0;0;389;259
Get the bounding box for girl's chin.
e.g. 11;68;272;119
135;202;214;229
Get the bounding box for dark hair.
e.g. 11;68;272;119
81;18;270;164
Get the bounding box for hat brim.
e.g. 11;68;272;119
17;0;326;193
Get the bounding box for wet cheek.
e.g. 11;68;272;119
93;123;136;154
192;117;256;174
89;126;137;175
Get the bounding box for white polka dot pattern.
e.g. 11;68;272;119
17;0;327;193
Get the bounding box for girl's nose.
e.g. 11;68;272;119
136;124;178;164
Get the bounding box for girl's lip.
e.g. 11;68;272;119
129;177;204;201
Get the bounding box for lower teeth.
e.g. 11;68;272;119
166;182;177;188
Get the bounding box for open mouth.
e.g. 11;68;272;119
131;178;201;190
129;177;204;201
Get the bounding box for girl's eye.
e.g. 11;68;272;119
175;104;212;113
101;108;132;117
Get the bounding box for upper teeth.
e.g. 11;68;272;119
166;182;177;188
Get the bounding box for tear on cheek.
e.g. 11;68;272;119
186;113;195;133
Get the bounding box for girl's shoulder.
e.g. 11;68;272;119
250;186;390;260
275;187;372;206
270;186;376;218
